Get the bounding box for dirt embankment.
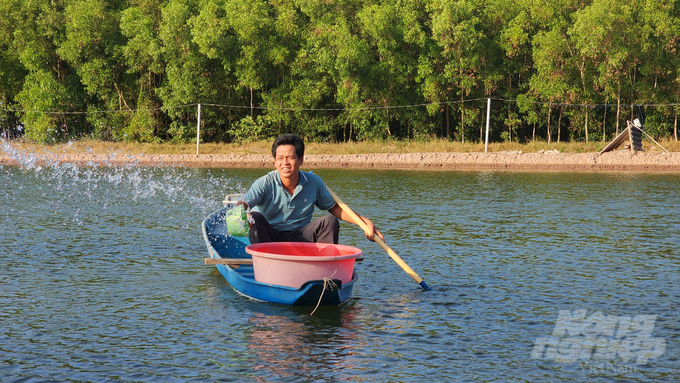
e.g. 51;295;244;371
2;147;680;172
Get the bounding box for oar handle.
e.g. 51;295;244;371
326;186;431;291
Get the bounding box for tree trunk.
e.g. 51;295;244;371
480;105;484;143
508;102;512;142
585;109;589;144
616;79;622;136
602;102;607;142
250;87;254;118
557;107;562;143
547;104;552;144
460;95;465;143
446;104;450;139
616;97;621;136
630;104;634;121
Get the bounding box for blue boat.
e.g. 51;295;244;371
201;206;359;306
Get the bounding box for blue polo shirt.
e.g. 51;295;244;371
242;170;336;232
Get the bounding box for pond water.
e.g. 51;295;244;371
1;149;678;382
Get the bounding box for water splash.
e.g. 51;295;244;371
1;140;246;221
1;139;45;172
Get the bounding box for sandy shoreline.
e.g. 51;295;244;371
2;146;680;172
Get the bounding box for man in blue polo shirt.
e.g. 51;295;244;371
237;134;383;244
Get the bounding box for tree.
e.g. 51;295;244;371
59;0;129;140
490;0;534;142
158;0;240;142
119;0;167;142
637;0;680;140
12;0;85;143
421;0;486;142
191;0;246;141
0;0;27;111
570;0;649;137
529;0;589;143
2;0;680;144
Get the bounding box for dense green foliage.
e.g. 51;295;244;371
1;0;679;144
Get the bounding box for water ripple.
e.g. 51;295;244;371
1;159;678;381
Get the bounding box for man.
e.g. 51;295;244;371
237;134;383;244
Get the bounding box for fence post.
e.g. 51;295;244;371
196;103;201;156
485;98;491;153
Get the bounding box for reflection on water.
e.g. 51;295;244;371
246;307;359;381
1;143;679;382
202;276;363;381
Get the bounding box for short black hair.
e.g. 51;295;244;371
271;134;305;158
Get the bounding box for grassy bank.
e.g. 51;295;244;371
6;137;680;155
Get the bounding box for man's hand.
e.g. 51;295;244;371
363;217;385;243
234;200;253;227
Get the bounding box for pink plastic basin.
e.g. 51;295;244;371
245;242;362;289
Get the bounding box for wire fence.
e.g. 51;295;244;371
5;98;680;114
2;97;679;146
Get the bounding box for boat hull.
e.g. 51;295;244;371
202;207;357;306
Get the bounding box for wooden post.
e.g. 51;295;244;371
485;98;491;153
204;258;253;265
196;103;201;156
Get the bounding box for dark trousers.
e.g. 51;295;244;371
249;212;339;244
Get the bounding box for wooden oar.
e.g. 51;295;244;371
204;257;363;265
204;258;252;265
326;186;432;291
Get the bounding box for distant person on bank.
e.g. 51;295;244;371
236;134;383;244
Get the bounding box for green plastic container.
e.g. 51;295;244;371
226;205;249;237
